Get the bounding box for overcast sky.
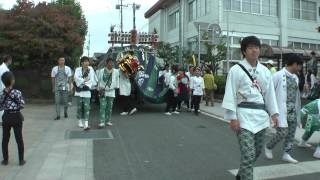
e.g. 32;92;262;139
0;0;158;56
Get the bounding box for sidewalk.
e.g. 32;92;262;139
0;104;94;180
199;101;320;145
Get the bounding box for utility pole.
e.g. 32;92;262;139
87;33;90;57
120;0;123;33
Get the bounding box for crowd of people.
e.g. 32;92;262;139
222;36;320;180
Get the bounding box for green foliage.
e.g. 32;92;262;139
157;42;180;65
202;32;227;75
214;75;227;93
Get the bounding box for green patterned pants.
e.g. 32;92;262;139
99;97;114;124
302;115;320;147
55;90;68;117
237;128;266;180
76;97;91;121
266;111;297;154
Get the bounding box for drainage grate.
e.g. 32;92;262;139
65;129;114;140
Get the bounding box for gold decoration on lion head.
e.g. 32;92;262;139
118;53;144;77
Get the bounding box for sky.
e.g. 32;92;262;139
0;0;158;56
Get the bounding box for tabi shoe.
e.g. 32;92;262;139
1;160;8;166
54;116;60;120
129;108;137;115
235;174;240;180
282;153;299;163
172;111;180;114
313;147;320;159
264;145;273;159
164;112;172;116
84;121;90;131
78;120;84;128
298;140;312;148
120;112;128;116
106;122;113;126
98;123;105;129
19;160;26;166
64;112;68;118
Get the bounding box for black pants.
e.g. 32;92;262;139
119;95;134;112
165;89;178;112
192;95;202;113
2;112;24;161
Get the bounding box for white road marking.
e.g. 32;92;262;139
229;160;320;180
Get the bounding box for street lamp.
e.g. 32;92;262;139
131;3;141;30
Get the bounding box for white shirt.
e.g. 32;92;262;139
0;63;9;93
190;76;204;96
222;59;279;134
119;71;131;96
169;74;177;91
96;68;119;98
74;66;96;98
273;68;301;127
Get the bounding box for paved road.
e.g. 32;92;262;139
92;103;320;180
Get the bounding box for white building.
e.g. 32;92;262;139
145;0;320;65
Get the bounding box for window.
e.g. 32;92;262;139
205;0;210;14
200;0;206;16
261;39;269;45
310;44;316;50
168;11;179;31
270;0;278;16
293;0;316;21
233;37;241;45
242;0;251;13
302;43;309;49
189;1;197;22
288;41;294;48
232;0;241;11
262;0;270;15
231;48;242;60
251;0;261;14
270;40;279;47
294;42;302;49
224;0;231;10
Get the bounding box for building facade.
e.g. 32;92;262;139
145;0;320;63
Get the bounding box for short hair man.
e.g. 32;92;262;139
222;36;279;180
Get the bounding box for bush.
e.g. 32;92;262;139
214;75;227;94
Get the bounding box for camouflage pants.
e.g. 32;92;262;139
302;115;320;147
99;97;114;124
237;128;266;180
266;112;297;154
55;90;68;117
76;97;91;121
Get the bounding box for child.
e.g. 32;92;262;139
0;71;26;166
298;98;320;158
190;67;205;115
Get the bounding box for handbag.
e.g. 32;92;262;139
98;70;113;97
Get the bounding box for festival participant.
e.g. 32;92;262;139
222;36;279;180
265;54;302;164
74;56;96;130
96;58;119;128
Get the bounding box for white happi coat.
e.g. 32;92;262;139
96;68;120;98
273;68;301;128
222;59;279;134
119;71;131;96
74;66;97;98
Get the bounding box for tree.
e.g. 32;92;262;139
202;32;227;75
157;42;177;65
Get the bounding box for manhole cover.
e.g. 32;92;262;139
65;129;114;140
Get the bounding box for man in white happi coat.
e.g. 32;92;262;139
0;55;12;126
264;54;302;163
222;36;279;180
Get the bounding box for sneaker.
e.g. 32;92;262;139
78;120;84;128
64;112;68;118
313;147;320;159
282;153;299;163
68;102;72;106
106;122;113;126
54;116;60;120
172;111;180;114
264;145;273;159
164;112;172;115
129;108;137;115
98;123;105;128
191;108;195;112
298;141;312;148
120;112;128;116
1;160;8;166
187;108;191;112
84;121;90;131
19;160;26;166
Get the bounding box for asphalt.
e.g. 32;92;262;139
92;103;320;180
